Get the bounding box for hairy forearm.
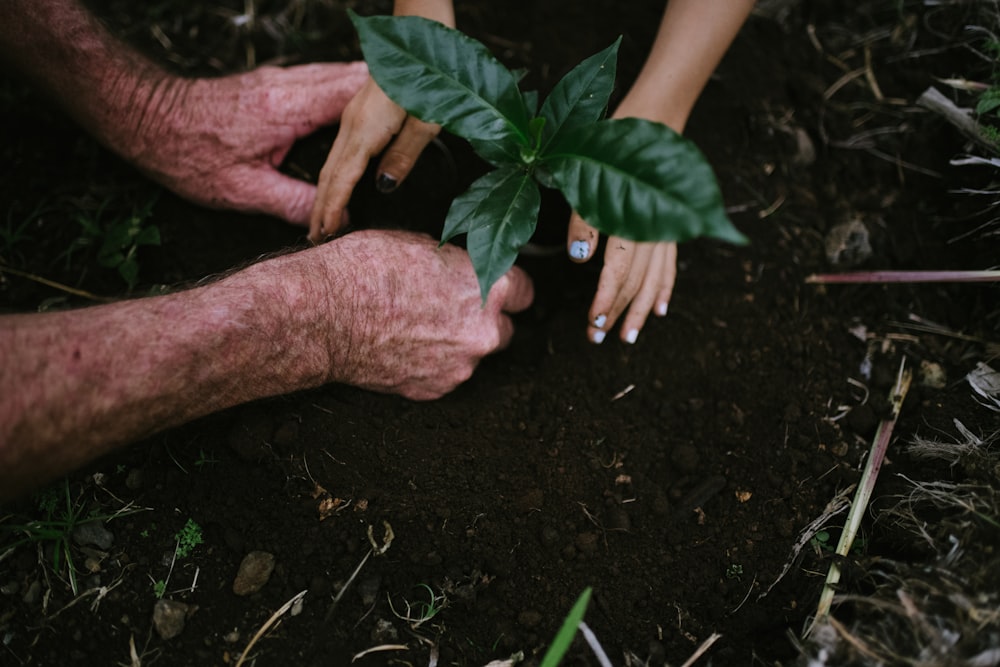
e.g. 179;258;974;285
0;0;188;162
617;0;756;131
0;253;337;502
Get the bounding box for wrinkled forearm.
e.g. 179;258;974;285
616;0;755;131
0;0;188;163
0;252;340;502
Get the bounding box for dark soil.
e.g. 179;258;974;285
2;1;999;665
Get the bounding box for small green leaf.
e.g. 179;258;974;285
538;37;620;151
118;260;139;288
350;11;531;144
442;166;540;301
977;88;1000;115
98;251;124;269
540;118;746;245
135;225;161;247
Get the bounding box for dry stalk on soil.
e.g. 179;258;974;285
797;395;1000;666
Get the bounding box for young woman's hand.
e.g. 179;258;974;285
308;77;441;242
565;0;755;344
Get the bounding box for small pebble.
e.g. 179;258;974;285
73;522;114;550
232;551;276;596
152;599;190;640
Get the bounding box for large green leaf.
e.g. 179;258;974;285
442;166;540;301
538;37;620;150
539;118;746;244
350;11;532;145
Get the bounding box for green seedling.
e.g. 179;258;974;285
350;12;746;300
66;191;161;289
174;518;203;559
810;528;867;555
193;449;219;468
0;480;142;596
389;583;447;629
150;519;203;599
726;563;744;580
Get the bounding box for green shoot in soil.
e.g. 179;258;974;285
350;12;746;300
389;583;447;629
539;587;592;667
0;480;142;596
174;518;203;559
150;519;203;598
64;190;161;290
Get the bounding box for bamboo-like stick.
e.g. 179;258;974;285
806;270;1000;284
804;358;912;638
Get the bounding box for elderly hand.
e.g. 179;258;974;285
318;230;534;399
119;61;369;224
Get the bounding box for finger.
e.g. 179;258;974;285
375;116;441;192
566;212;599;262
586;240;649;344
244;168;317;225
490;265;535;315
309;118;382;243
308;139;373;242
619;244;669;343
654;242;678;316
309;82;408;241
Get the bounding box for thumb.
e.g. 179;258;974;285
490;266;535;314
567;211;599;263
235;166;317;225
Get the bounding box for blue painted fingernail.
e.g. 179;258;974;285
376;173;398;193
593;330;606;344
593;314;607;328
569;240;590;260
625;328;638;344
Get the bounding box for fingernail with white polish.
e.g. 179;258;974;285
593;330;606;344
625;328;638;344
593;314;607;329
656;302;669;316
569;240;590;260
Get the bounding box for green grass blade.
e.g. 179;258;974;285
539;587;593;667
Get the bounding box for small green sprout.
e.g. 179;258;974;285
174;519;203;559
389;583;447;629
193;449;219;468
